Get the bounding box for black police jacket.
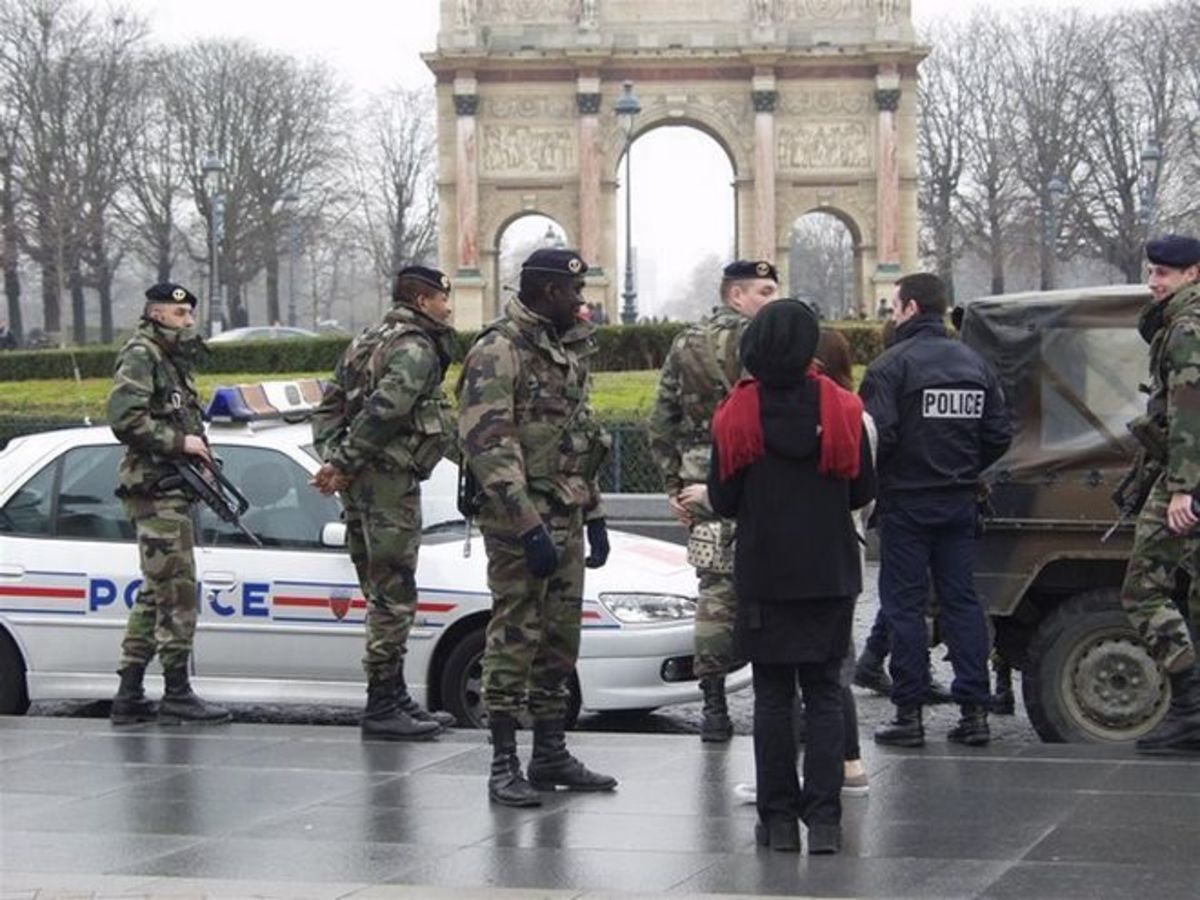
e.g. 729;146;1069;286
859;313;1012;498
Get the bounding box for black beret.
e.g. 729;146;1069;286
722;259;778;283
1146;234;1200;269
145;282;197;309
522;248;588;277
740;298;818;388
398;265;452;294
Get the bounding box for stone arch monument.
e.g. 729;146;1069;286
426;0;925;327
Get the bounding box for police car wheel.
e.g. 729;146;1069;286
0;629;30;716
1023;589;1167;744
439;626;582;731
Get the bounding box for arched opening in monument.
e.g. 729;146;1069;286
492;214;570;317
616;125;736;322
787;211;863;321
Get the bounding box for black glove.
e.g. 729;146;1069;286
585;518;610;569
521;524;558;579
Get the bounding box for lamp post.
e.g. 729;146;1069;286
281;188;299;327
202;152;225;336
1045;173;1067;290
615;81;641;325
1139;138;1162;236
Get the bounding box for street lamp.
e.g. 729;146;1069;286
1139;138;1162;235
1045;172;1068;289
202;152;225;336
281;188;299;327
615;80;641;325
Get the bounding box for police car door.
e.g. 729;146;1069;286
194;442;363;695
0;441;142;683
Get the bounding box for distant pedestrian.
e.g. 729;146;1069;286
0;320;16;350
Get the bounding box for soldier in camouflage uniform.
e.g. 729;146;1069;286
647;259;779;741
311;265;458;741
1121;234;1200;753
108;283;230;726
458;248;617;807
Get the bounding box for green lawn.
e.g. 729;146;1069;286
0;368;665;424
0;365;859;427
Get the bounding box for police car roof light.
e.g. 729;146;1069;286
206;380;325;422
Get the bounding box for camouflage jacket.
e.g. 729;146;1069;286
1148;283;1200;493
647;305;749;495
311;304;456;480
457;296;609;535
107;319;206;495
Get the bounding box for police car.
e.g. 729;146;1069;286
0;381;749;727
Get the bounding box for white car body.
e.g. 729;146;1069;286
0;410;749;724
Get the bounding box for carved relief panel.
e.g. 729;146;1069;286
777;121;872;172
481;125;579;176
481;0;575;23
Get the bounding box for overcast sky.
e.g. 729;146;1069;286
109;0;1167;315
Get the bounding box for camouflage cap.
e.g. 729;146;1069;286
723;259;778;283
398;265;452;294
144;282;197;309
1146;234;1200;269
522;248;588;277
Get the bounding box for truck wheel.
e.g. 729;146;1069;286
0;630;30;715
1023;589;1168;743
439;626;581;731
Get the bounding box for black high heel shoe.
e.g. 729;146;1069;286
755;818;801;852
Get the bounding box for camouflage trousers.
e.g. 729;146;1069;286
480;500;584;719
691;512;737;678
1121;478;1200;673
344;467;422;682
118;493;197;671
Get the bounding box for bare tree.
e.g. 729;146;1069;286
351;86;438;291
788;214;854;318
162;40;345;328
1071;11;1183;282
661;252;724;321
956;14;1023;295
916;21;969;299
1001;9;1095;289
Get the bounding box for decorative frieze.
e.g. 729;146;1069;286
778;121;872;172
481;125;578;175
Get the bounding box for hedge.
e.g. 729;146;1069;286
0;319;886;382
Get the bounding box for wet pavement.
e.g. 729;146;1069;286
2;715;1199;899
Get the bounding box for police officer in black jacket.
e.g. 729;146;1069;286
859;273;1012;748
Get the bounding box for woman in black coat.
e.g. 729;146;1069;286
707;299;875;855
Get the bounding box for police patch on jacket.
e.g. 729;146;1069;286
922;388;985;418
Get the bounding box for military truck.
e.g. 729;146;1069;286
960;284;1169;744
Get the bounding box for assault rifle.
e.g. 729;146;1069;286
161;456;262;547
457;463;484;559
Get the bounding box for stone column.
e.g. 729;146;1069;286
453;73;486;328
752;73;777;264
873;66;902;313
874;72;901;273
577;77;602;267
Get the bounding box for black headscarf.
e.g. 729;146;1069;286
740;299;820;387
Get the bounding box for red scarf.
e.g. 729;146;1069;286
712;370;863;481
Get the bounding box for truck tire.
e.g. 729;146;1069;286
1023;588;1168;743
0;629;30;715
439;626;580;730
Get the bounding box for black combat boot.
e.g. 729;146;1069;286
699;675;733;742
159;666;232;725
1136;667;1200;753
947;704;991;746
526;718;618;792
853;648;893;696
395;670;456;730
110;665;156;725
361;675;440;741
991;660;1016;716
874;705;924;747
488;715;542;807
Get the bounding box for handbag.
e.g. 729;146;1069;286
686;520;735;574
